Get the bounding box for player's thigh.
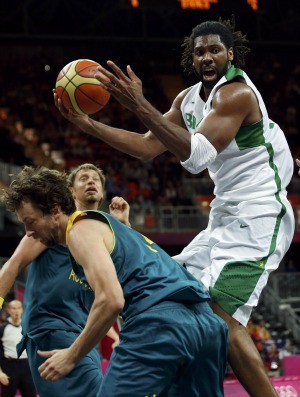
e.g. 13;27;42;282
99;302;228;397
164;303;228;397
207;200;294;325
176;226;212;277
26;332;101;397
98;331;180;396
98;304;194;397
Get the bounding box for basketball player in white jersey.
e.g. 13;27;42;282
54;16;294;397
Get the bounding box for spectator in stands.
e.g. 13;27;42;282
255;318;272;342
279;340;297;361
265;343;279;374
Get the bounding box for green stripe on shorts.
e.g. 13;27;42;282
209;260;265;316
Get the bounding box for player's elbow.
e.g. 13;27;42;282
105;288;125;316
137;133;165;162
106;299;124;319
112;297;125;316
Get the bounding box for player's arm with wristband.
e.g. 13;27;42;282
0;236;47;308
95;62;256;172
53;82;189;163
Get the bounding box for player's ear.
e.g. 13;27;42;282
228;47;234;62
70;187;76;200
51;204;61;218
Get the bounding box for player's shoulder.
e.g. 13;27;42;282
214;80;255;108
176;85;196;100
70;210;110;233
172;86;196;109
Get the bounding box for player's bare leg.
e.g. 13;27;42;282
211;302;278;397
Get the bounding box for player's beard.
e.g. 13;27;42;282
39;225;60;247
85;194;99;205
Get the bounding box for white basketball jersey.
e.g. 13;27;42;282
180;66;293;207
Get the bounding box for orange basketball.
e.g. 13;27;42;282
55;59;110;115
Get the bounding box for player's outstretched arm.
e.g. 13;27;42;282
96;62;260;166
95;61;193;161
0;236;47;308
54;90;166;162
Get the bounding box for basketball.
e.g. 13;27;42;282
55;59;111;115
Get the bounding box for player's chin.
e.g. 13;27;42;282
40;238;56;248
202;75;218;88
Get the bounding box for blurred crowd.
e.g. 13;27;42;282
246;311;299;377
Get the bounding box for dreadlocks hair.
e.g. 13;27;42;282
181;15;251;74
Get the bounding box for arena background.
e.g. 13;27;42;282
1;1;300;395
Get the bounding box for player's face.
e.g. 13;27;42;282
71;169;104;210
17;201;60;247
193;34;233;90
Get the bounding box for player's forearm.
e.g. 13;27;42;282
67;296;122;363
0;259;22;303
136;98;191;161
0;236;46;304
80;118;154;161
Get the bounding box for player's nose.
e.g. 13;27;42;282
203;51;213;62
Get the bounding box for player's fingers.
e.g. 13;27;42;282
56;97;66;112
107;60;129;81
96;65;117;85
38;362;48;377
37;349;57;358
296;159;300;167
113;197;127;208
53;91;59;105
109;196;118;208
126;65;141;82
38;362;56;381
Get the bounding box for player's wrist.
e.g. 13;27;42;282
0;297;4;309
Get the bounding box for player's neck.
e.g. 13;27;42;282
77;203;99;211
200;85;212;102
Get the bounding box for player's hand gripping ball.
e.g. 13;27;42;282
55;59;110;115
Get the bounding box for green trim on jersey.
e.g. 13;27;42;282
225;65;244;81
235;120;264;150
210;108;287;315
